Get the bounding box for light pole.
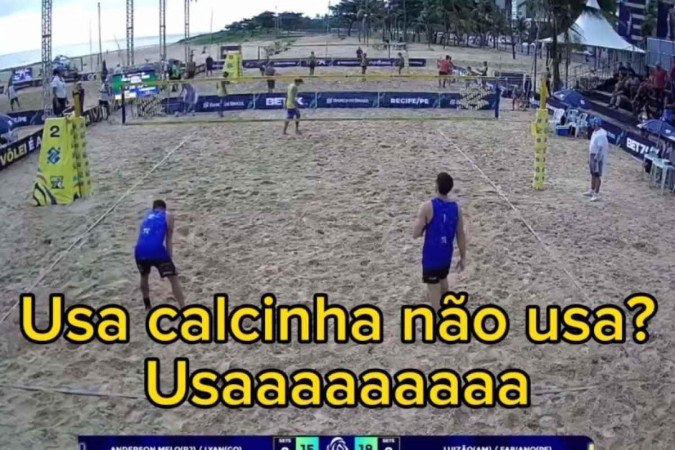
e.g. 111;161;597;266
403;0;407;42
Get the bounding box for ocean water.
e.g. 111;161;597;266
0;35;184;71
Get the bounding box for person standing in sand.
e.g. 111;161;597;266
308;51;317;76
413;173;467;310
7;81;20;111
283;78;304;135
585;118;609;202
135;200;186;310
217;71;229;118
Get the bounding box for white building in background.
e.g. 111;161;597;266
494;0;513;13
515;0;530;18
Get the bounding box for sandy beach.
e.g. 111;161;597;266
0;36;674;450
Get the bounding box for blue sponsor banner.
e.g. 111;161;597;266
160;91;496;113
623;132;659;159
196;94;255;112
439;92;463;109
254;92;316;110
316;91;379;108
8;110;45;127
78;435;594;450
379;91;439;108
240;58;427;69
0;129;42;171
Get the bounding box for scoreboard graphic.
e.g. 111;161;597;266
273;436;399;450
78;435;594;450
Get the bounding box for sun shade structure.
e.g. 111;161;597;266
541;0;645;53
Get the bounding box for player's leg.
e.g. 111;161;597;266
140;274;151;310
427;282;443;311
158;260;185;308
168;276;186;308
423;268;445;310
135;258;152;309
440;277;449;300
294;110;301;134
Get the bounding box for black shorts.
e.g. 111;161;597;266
423;266;450;284
136;258;177;278
53;98;67;116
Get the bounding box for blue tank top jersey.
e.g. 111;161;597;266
422;198;459;270
135;209;169;260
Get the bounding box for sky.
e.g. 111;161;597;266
0;0;331;55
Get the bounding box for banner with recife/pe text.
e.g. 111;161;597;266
379;92;439;108
161;91;497;114
238;57;427;69
8;110;45;127
78;435;595;450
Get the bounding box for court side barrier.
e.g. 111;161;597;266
0;106;104;173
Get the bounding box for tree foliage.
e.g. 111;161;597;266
224;0;621;89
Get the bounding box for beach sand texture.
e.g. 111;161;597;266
0;37;674;450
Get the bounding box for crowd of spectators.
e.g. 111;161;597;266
607;58;675;125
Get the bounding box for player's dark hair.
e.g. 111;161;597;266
436;173;454;195
295;78;304;84
153;200;167;210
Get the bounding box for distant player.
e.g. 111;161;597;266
283;78;304;135
396;52;405;75
7;82;20;111
438;55;451;88
413;173;467;310
177;82;198;116
217;71;229;118
135;200;186;310
98;81;112;120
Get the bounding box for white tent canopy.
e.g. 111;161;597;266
540;0;645;53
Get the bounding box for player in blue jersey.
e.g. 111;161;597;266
135;200;186;310
413;173;467;309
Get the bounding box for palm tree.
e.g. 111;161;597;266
527;0;602;91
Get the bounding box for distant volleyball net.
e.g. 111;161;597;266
119;72;502;125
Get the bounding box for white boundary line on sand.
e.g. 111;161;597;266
0;131;197;324
0;383;143;400
437;129;591;303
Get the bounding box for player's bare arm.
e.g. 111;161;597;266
412;201;432;239
455;206;467;272
166;213;174;259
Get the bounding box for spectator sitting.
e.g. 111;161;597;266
646;91;662;119
626;62;636;77
654;64;668;102
615;62;626;78
608;78;630;110
633;78;654;117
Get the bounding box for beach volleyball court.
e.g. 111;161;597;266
0;108;673;448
